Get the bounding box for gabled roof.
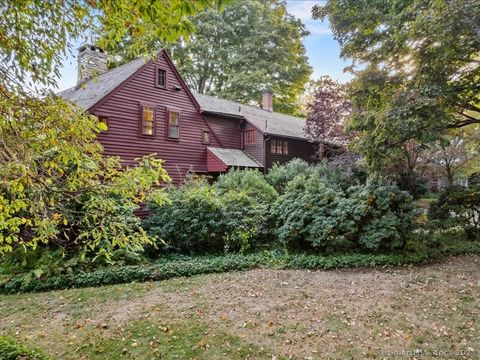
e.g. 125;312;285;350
58;58;146;110
207;147;262;168
194;93;307;140
57;53;308;141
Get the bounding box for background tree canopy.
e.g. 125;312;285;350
111;0;312;115
314;0;480;170
0;0;224;90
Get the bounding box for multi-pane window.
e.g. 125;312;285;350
156;68;166;88
271;139;289;155
202;130;210;143
167;110;180;139
141;105;155;136
283;140;289;155
245;129;255;144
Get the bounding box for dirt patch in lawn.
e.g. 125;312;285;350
1;256;479;359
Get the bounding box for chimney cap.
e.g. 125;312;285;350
261;88;273;94
78;44;105;54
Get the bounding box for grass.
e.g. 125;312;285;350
0;255;479;359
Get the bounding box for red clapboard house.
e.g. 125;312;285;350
59;45;318;184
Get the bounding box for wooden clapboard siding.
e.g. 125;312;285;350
203;114;242;149
92;51;221;184
243;123;265;166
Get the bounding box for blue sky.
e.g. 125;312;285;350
56;0;350;91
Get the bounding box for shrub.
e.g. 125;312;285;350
215;168;278;203
266;159;361;194
266;159;314;193
429;186;480;239
0;336;51;360
145;182;225;254
274;172;419;254
346;183;419;251
144;178;274;255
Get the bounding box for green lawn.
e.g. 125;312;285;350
1;256;479;359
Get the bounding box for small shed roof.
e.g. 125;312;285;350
207;147;263;168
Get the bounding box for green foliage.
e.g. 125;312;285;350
113;0;312;115
315;0;480;170
214;168;278;203
145;181;224;254
274;172;419;253
3;237;480;295
346;184;419;251
1;0;223;90
0;95;170;260
145;176;274;255
429;186;480;239
0;336;51;360
266;159;360;194
266;159;314;193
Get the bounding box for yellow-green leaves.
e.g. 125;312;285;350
0;93;170;259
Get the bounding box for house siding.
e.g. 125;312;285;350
207;148;228;172
243;123;264;166
204;114;242;149
92;52;221;184
265;136;316;170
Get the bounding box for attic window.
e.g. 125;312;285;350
140;105;155;136
156;67;167;88
245;129;255;144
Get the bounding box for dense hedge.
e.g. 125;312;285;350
0;336;51;360
2;240;479;295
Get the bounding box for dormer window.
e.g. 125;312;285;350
156;67;167;88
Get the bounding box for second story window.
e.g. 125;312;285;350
245;129;255;144
167;110;180;139
140;105;155;136
271;139;289;155
156;67;167;88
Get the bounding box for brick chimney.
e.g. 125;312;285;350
261;90;273;112
77;45;108;84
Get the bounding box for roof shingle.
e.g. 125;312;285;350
194;93;307;140
57;58;146;110
207;147;263;168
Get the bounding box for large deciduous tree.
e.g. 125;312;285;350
314;0;480;170
113;0;312;115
